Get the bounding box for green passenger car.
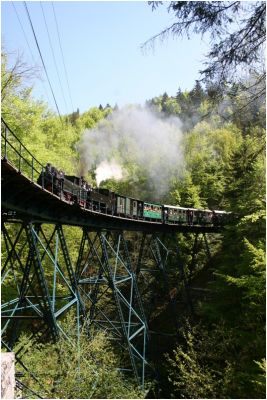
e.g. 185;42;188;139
143;202;162;220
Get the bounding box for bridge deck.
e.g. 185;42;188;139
2;159;220;233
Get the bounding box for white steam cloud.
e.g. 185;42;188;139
78;105;184;196
95;159;124;187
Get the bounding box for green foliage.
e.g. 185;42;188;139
15;315;145;399
147;81;208;128
166;321;266;399
225;132;265;215
171;171;202;208
168;119;243;210
252;359;266;395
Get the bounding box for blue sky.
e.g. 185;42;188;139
2;1;210;115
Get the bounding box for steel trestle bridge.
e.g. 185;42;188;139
1;119;221;395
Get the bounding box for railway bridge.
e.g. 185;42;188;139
1;119;221;396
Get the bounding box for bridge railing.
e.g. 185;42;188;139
1;118;44;183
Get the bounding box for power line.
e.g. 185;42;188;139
11;1;52;107
51;2;75;113
40;1;69;115
23;1;63;122
12;2;35;64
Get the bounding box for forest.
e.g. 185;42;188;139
1;2;266;399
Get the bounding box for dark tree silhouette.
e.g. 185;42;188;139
144;1;266;102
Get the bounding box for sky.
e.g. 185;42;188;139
2;0;210;115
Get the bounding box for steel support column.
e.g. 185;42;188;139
188;232;212;282
75;228;148;387
134;233;171;301
1;219;82;348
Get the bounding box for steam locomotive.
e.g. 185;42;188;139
37;163;230;226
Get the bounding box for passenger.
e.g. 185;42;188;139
42;163;52;188
50;166;56;176
163;208;168;223
58;170;64;190
45;163;52;174
186;209;190;225
138;202;142;217
212;210;219;226
186;209;194;225
189;210;194;225
81;176;87;189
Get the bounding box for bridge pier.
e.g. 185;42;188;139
76;228;148;387
1;219;82;349
2;214;215;394
134;231;212;322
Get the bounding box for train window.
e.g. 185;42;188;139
133;201;136;207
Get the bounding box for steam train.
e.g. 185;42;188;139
37;163;230;226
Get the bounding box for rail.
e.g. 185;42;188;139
1;119;125;213
1;118;44;184
1;118;80;199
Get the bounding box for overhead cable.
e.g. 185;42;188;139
51;2;75;113
23;1;63;122
40;1;69;115
12;2;36;64
11;1;52;106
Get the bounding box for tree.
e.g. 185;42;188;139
189;81;205;109
1;51;37;103
225;132;265;215
1;51;42;135
166;318;266;399
145;2;266;102
69;108;80;125
161;91;169;112
14;314;146;399
164;97;181;116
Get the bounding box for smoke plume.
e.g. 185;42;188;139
95;159;124;187
78;105;184;196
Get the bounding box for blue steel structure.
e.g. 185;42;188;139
1;119;218;396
